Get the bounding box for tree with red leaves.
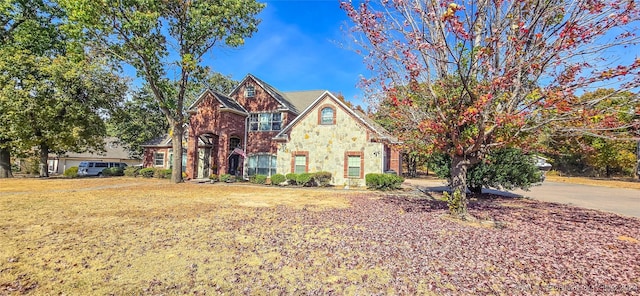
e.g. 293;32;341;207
341;0;640;217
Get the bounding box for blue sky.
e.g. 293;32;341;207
204;0;368;106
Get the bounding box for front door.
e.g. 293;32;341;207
228;154;239;176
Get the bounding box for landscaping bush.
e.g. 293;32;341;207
138;168;155;178
250;174;267;184
366;173;405;190
219;174;231;182
63;166;78;178
102;167;124;177
312;171;332;187
123;166;140;177
285;173;298;185
270;174;286;186
154;169;172;179
208;174;218;181
429;148;542;193
296;173;313;186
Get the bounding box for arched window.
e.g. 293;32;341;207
229;137;241;150
319;106;335;125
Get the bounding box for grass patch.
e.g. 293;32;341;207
0;178;352;294
1;178;639;294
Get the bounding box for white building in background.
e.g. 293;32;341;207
47;137;141;174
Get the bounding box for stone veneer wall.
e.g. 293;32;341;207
276;96;384;187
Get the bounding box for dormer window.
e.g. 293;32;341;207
319;106;336;125
245;86;255;98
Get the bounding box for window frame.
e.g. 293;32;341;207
291;151;309;174
249;112;282;132
154;152;165;167
245;85;255;98
318;105;336;125
247;154;277;176
344;151;364;179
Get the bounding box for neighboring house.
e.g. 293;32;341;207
140;134;187;171
48;137;141;174
142;74;402;186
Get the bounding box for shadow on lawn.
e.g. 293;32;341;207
385;185;640;229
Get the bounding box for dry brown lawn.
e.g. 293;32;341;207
0;178;353;295
1;177;639;295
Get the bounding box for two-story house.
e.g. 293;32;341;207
142;74;402;186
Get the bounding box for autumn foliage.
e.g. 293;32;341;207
341;0;640;215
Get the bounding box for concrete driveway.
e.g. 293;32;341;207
508;182;640;218
405;179;640;218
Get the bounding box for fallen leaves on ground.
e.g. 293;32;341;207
0;178;638;295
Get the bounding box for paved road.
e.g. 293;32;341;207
508;182;640;218
405;179;640;218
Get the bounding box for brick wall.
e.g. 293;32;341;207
187;91;246;178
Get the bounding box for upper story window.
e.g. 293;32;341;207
319;106;336;125
245;86;255;98
249;113;282;131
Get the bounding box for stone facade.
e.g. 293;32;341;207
275;93;402;186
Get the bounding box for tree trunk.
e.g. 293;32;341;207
0;146;13;178
170;123;184;183
39;142;49;178
406;154;417;178
450;154;470;217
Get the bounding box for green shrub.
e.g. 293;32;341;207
123;166;140;177
296;173;313;186
270;174;286;186
154;169;172;179
365;173;405;190
429;148;543;193
63;166;78;178
139;168;155;178
102;167;124;177
285;173;298;185
219;174;231;182
250;174;267;184
312;171;332;187
208;174;218;181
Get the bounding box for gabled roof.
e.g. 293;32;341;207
353;110;400;143
50;137;135;159
142;134;172;147
229;74;321;114
282;90;326;114
187;89;248;114
274;91;401;144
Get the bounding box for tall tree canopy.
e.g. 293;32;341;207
546;89;638;177
342;0;640;217
1;0;126;178
61;0;265;183
1;0;62;177
108;71;238;159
